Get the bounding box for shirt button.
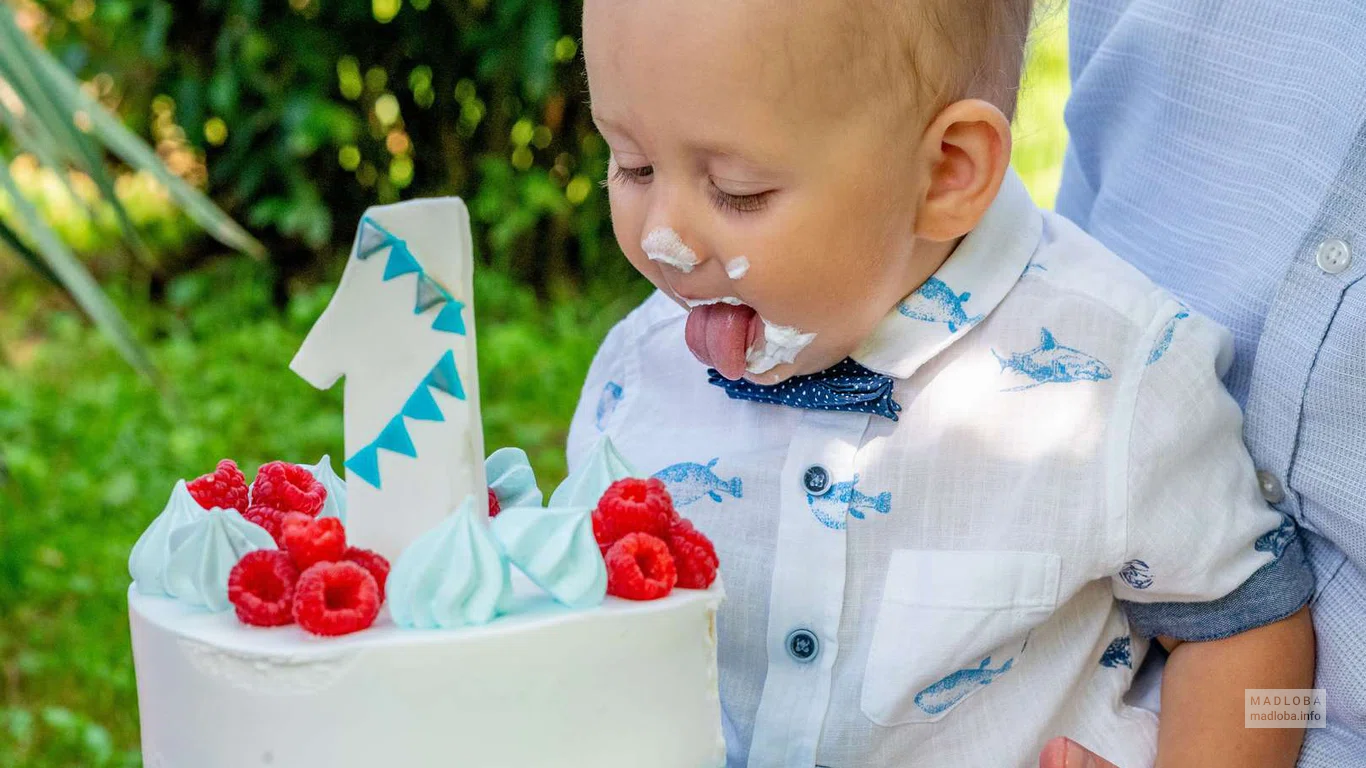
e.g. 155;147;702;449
1257;470;1286;504
786;628;820;663
1316;238;1352;274
803;465;831;496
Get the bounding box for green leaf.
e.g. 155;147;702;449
0;148;157;381
0;9;156;267
0;215;59;285
0;5;265;260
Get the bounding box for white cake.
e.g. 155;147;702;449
126;198;726;767
129;577;724;768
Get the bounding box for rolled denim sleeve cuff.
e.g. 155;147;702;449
1120;532;1315;642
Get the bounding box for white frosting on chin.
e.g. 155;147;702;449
745;318;818;375
681;296;744;308
725;256;750;280
642;227;699;273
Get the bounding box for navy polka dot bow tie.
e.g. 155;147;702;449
707;358;902;421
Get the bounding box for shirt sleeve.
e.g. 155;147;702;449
1114;305;1313;641
564;313;635;473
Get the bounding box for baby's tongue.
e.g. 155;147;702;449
685;303;759;381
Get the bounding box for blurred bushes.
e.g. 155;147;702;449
29;0;623;289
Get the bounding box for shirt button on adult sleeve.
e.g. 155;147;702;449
1315;238;1352;274
1257;469;1286;505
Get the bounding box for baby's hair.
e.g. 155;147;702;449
859;0;1039;119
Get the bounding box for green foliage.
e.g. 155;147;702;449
0;3;264;379
30;0;625;288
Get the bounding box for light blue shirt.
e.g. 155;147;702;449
1059;2;1366;763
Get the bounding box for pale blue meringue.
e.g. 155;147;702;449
491;505;606;609
302;454;348;524
388;496;512;629
129;480;209;596
485;447;543;509
548;435;639;508
163;508;277;612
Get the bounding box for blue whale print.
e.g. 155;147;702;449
898;277;984;333
1147;309;1190;366
595;381;623;431
1255;516;1297;558
1099;636;1133;669
652;459;743;507
1120;559;1154;590
914;656;1015;715
806;474;891;530
993;328;1113;391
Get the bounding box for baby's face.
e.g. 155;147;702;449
584;0;943;383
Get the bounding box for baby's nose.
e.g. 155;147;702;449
641;226;703;273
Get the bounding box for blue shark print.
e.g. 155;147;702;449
652;459;743;507
1022;261;1048;276
914;656;1015;715
1255;516;1297;558
806;474;892;530
897;277;984;333
1146;309;1190;365
595;381;623;431
1099;636;1133;669
992;328;1114;391
1120;559;1154;590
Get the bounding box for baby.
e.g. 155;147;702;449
571;0;1316;765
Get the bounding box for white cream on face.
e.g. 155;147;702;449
682;296;745;308
642;227;699;273
745;317;817;375
725;256;750;280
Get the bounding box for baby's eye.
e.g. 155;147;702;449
710;188;772;215
608;163;654;185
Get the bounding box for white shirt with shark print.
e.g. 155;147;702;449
567;171;1300;768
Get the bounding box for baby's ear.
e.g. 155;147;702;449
913;99;1013;242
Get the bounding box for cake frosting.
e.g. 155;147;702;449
387;495;512;629
127;198;726;768
491;505;606;609
163;508;276;612
548;434;639;507
485;446;543;508
129;480;209;596
303;455;348;523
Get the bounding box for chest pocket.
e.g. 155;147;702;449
860;549;1061;726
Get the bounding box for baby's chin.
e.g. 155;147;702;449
738;346;853;385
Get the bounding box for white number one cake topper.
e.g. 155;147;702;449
290;199;487;561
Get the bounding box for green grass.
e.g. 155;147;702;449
0;24;1069;768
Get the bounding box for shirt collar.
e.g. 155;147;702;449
853;168;1042;380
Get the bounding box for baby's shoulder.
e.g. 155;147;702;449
1001;210;1228;369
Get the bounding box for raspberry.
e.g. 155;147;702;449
243;505;289;547
228;550;300;627
343;547;391;601
281;514;347;570
667;518;719;589
187;459;250;513
593;478;678;548
292;561;381;636
487;488;501;518
252;461;326;517
605;532;677;601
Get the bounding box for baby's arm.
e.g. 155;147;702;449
1105;305;1315;767
1155;607;1313;768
